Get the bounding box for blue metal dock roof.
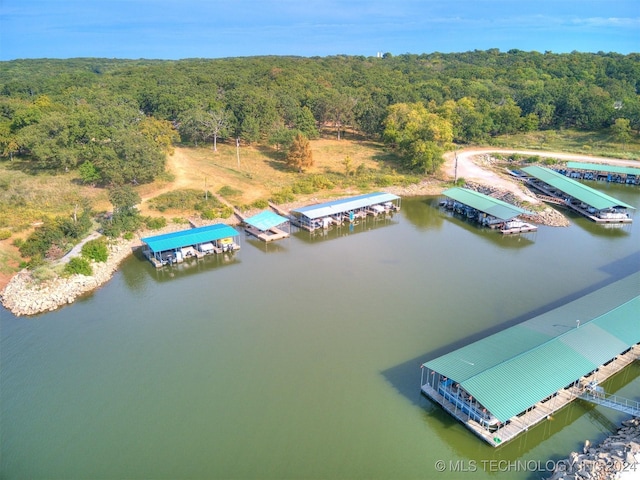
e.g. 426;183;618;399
244;210;288;231
141;224;239;253
291;192;400;220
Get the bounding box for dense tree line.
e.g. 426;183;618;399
1;50;638;180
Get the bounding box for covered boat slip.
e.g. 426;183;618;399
561;162;640;185
522;166;635;224
243;210;290;242
290;192;401;232
421;272;640;447
141;224;240;268
441;187;537;234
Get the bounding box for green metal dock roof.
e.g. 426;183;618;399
291;192;400;220
423;272;640;422
522;166;635;211
244;210;288;231
566;162;640;176
141;224;239;253
442;187;531;221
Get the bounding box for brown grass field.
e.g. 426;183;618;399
0;136;401;288
1;128;637;291
136;136;396;212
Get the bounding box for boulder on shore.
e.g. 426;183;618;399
547;417;640;480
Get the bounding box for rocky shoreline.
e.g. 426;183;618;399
1;236;140;317
464;181;571;227
547;417;640;480
0;184;567;317
0;221;224;317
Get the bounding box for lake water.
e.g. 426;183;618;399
2;183;639;480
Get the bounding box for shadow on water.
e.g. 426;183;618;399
243;234;291;254
571;215;633;237
126;247;241;285
387;348;639;468
381;266;640;454
411;194;537;248
441;211;537;248
381;265;639;407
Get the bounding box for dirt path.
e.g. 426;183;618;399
137;149;193;212
442;148;639;203
1;147;636;294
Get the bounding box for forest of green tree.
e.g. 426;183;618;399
1;50;638;183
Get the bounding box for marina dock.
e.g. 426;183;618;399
243;210;291;242
141;224;241;268
560;162;640;186
420;272;640;447
441;187;537;234
290;192;401;232
522;166;635;224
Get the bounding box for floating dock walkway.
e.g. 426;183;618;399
441;187;537;234
421;272;640;447
522;166;635;224
579;388;640;417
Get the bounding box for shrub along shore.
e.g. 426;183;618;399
0;182;569;317
0;220;224;317
0;189;635;478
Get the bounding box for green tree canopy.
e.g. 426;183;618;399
108;184;141;215
383;102;452;172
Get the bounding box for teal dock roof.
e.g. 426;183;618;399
142;224;239;253
442;187;531;221
244;210;288;231
566;162;640;176
522;166;635;211
423;272;640;423
292;192;400;220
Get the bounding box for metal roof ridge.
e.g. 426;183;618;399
442;187;532;217
459;294;639;385
522;166;636;209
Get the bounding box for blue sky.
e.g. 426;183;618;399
1;0;638;60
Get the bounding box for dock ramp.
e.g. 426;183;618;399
579;391;640;417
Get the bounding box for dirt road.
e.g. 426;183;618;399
442;148;639;203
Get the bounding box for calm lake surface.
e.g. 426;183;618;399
2;183;639;480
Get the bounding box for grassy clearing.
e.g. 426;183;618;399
1;129;635;285
0;161;110;232
492;129;640;161
0;137;403;244
136;136;406;216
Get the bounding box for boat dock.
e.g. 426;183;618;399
441;187;537;234
289;192;401;232
420;272;640;447
522;166;635;224
141;224;241;268
560;162;640;186
243;210;290;242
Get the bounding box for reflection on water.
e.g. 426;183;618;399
400;197;445;230
439;209;536;248
1;189;639;480
292;213;399;243
244;237;291;254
